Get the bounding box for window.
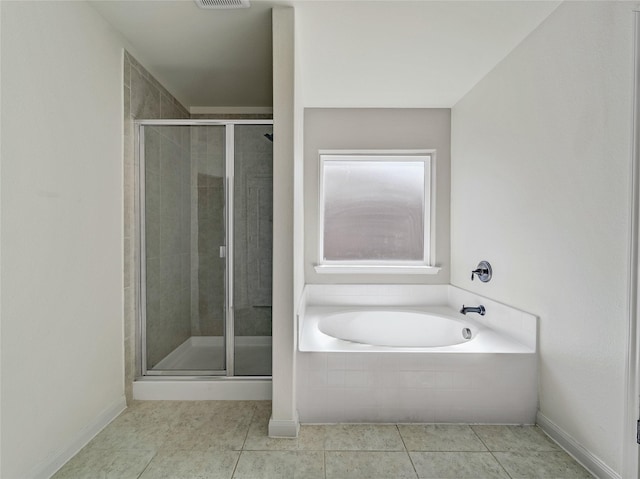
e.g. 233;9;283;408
316;152;439;274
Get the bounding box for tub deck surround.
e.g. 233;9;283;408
298;284;537;353
296;284;538;424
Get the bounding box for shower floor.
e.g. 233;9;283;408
152;336;272;376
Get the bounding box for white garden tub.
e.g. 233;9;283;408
300;305;533;353
296;284;538;424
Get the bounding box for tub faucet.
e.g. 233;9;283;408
460;305;486;316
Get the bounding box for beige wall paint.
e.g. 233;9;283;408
0;2;127;476
304;108;451;285
451;2;634;474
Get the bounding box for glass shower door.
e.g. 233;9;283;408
233;125;273;376
138;121;273;378
141;124;227;374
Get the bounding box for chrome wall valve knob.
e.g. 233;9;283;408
471;261;492;282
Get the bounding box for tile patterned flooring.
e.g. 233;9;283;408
53;401;593;479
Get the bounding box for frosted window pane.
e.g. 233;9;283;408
322;160;425;261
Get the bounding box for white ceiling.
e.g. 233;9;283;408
91;0;560;110
91;0;280;108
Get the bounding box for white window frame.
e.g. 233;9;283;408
315;150;440;275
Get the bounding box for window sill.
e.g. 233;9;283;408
313;265;442;275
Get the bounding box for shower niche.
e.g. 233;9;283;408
137;121;273;377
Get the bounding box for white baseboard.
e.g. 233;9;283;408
133;378;272;400
268;412;300;438
30;396;127;479
536;411;620;479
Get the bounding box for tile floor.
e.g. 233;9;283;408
53;401;593;479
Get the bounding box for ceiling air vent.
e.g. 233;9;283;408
195;0;250;8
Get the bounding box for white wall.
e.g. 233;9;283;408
293;3;306;352
0;1;3;474
270;6;298;437
1;2;129;476
296;1;559;108
451;2;635;475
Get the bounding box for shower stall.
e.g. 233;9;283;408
135;120;273;379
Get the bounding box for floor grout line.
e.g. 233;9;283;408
230;450;242;479
397;424;421;479
240;403;258;451
489;450;515;479
323;450;327;479
469;425;514;479
468;424;490;452
135;450;157;479
322;449;418;452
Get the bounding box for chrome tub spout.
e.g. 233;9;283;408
460;305;486;316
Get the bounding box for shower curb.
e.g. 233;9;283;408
133;378;272;400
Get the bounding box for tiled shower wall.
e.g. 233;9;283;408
123;51;189;402
233;125;273;337
144;125;192;368
189;124;274;338
190;126;226;337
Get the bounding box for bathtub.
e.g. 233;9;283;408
319;308;475;348
296;284;537;424
301;306;532;353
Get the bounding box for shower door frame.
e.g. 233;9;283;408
135;119;274;378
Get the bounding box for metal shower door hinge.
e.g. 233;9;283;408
636;419;640;444
220;246;226;258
